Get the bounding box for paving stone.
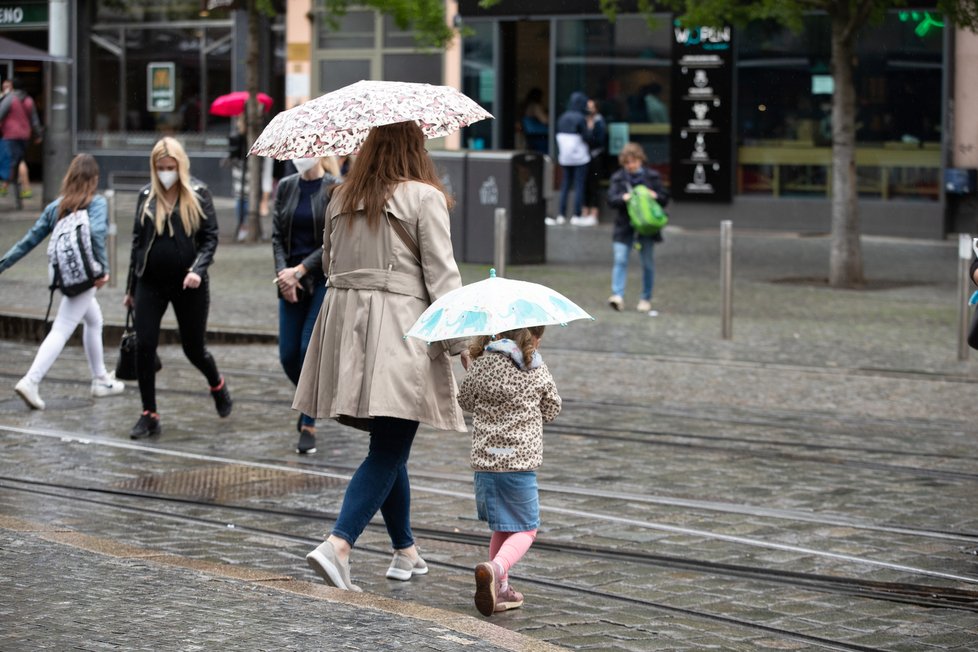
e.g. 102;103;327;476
3;216;978;649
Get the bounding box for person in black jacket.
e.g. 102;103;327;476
576;98;607;227
605;142;669;314
124;137;232;439
550;91;591;225
271;156;341;454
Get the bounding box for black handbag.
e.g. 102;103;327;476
116;308;162;380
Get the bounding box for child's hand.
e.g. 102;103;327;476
623;192;631;202
461;350;472;370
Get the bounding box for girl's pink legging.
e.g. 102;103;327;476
490;529;538;583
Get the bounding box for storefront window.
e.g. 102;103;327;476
555;16;672;182
736;11;943;201
318;10;375;49
461;21;494;150
87;26;232;137
83;1;234;145
312;9;440;98
95;0;231;23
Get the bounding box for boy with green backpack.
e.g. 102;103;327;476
605;142;669;313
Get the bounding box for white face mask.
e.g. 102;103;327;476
157;170;178;190
293;158;319;175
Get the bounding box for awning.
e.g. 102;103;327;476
0;36;71;63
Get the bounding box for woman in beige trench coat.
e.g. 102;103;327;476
297;121;467;591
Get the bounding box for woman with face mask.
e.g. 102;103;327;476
123;136;232;439
271;156;341;454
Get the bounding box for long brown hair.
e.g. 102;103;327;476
142;137;206;236
57;154;100;220
334;121;453;227
468;325;546;368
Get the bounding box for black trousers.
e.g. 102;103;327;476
134;276;221;413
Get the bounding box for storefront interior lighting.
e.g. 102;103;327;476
898;11;943;37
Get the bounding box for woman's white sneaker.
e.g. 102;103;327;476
14;377;44;410
91;375;125;398
385;549;428;581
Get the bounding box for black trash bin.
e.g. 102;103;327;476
464;151;546;265
428;150;467;258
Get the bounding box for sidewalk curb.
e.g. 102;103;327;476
0;312;277;345
0;515;563;652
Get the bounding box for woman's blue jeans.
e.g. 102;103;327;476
611;238;655;301
332;417;420;549
558;163;588;218
279;282;326;428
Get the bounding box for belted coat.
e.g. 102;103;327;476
292;180;467;432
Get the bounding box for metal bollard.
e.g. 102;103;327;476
494;207;508;278
720;220;733;339
105;189;118;288
957;233;972;361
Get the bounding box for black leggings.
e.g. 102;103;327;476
134;276;221;413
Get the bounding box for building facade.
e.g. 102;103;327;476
456;1;961;239
0;0;283;197
2;1;973;239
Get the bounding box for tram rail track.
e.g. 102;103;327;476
2;424;976;589
3;476;977;652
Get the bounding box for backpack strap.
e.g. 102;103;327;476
43;286;55;333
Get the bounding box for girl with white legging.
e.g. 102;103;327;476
0;153;124;409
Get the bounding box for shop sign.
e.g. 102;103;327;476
147;62;176;112
670;22;733;202
608;122;630;156
0;2;48;28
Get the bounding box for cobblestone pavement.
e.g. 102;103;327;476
2;191;978;650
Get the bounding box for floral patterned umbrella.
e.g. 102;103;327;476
250;80;493;160
405;269;593;344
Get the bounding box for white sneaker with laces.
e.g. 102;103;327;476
608;295;624;311
544;217;558;226
576;215;598;227
636;299;652;312
15;377;44;410
92;374;125;398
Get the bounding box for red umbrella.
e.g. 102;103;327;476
209;91;274;117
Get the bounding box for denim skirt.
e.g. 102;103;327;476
474;470;540;532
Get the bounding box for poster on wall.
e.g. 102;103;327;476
669;22;733;202
147;62;176;112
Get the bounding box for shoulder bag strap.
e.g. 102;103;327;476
386;212;421;264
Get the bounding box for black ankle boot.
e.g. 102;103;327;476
210;378;232;418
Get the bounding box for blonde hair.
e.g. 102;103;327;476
468;326;545;368
617;142;648;166
142;137;206;236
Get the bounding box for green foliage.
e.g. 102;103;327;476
658;0;978;34
255;0;277;17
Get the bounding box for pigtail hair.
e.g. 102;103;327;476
468;335;492;361
466;325;546;367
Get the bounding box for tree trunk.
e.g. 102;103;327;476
245;0;262;242
828;14;864;287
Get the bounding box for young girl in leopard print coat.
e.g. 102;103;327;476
457;325;562;617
